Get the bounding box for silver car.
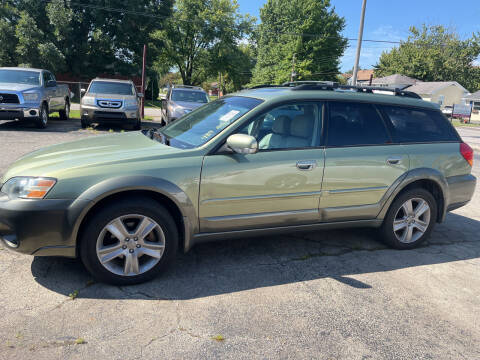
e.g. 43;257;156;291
161;85;209;124
80;79;143;130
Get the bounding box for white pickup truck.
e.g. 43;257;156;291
0;67;71;128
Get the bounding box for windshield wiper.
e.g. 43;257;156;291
142;128;170;146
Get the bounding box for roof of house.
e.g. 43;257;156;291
355;69;374;81
406;81;468;95
372;74;419;85
464;90;480;100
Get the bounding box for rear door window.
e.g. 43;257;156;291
381;106;459;143
327;102;391;147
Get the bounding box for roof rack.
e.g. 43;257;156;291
282;81;336;87
247;84;284;90
291;83;422;99
171;84;203;91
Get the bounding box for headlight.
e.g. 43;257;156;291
23;92;40;102
82;96;95;106
124;98;137;107
1;177;56;199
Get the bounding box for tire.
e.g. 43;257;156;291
132;118;141;130
59;100;70;120
81;117;89;129
380;188;437;249
36;103;48;129
80;197;178;285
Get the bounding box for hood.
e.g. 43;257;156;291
2;132;181;182
88;93;137;100
173;101;206;110
0;83;39;92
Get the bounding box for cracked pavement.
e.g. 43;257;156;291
0;121;479;359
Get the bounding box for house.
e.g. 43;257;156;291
346;69;374;85
405;81;469;107
371;74;420;89
463;90;480;122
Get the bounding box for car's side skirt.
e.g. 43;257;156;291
192;219;383;244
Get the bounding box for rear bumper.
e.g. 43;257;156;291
446;174;477;211
0;193;91;257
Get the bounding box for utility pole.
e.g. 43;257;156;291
141;44;147;119
290;53;297;82
352;0;367;86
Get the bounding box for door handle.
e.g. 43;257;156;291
386;156;402;165
296;160;317;171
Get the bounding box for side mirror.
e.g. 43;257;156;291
80;88;86;97
46;80;57;87
226;134;258;154
137;93;144;98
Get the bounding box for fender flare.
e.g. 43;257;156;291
377;167;449;222
67;175;198;254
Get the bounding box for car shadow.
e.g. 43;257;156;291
31;212;480;300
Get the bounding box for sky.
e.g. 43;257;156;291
237;0;480;72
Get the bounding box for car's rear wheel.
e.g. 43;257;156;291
59;101;70;120
36;103;48;129
80;197;178;285
380;188;437;249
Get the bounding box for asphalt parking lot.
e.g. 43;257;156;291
0;119;479;360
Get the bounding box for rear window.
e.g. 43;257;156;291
327;102;391;147
381;106;459;143
171;90;209;103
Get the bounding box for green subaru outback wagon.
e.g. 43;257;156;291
0;83;476;285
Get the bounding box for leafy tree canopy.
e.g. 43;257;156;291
250;0;347;86
151;0;255;87
0;0;174;78
375;25;480;92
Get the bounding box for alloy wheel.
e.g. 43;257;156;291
393;198;431;244
96;214;166;276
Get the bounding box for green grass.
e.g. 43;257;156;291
50;110;81;120
144;99;163;108
450;118;480;128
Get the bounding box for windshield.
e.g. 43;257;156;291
0;70;40;85
89;81;135;95
171;90;209;103
162;96;263;149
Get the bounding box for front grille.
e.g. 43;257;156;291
97;99;122;109
0;93;20;104
93;111;126;120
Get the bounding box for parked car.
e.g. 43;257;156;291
161;85;209;124
0;83;476;285
442;105;453;117
0;67;71;128
80;78;143;130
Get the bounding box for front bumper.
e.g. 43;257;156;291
0;193;91;257
81;106;138;124
0;104;40;121
446;174;477;211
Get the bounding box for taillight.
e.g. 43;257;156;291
460;142;474;167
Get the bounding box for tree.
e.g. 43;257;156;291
375;25;480;92
0;0;174;77
151;0;255;86
249;0;347;86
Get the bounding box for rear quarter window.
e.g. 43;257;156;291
381;106;459;143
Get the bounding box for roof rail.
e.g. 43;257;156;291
291;83;422;99
282;81;337;87
247;84;284;90
171;84;203;90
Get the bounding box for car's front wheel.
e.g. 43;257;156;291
380;188;437;249
36;104;49;129
80;197;178;285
